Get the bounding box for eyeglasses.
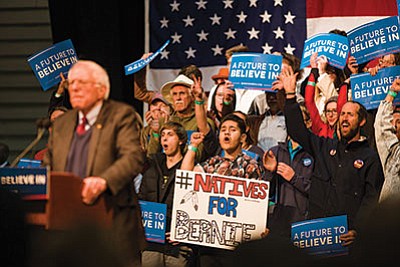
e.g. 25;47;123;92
325;109;337;115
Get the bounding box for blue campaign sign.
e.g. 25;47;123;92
139;200;167;244
0;167;48;200
125;39;170;75
27;39;78;91
351;65;400;110
229;53;282;91
17;158;41;168
300;33;349;69
291;215;348;257
348;16;400;65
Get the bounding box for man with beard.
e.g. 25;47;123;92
278;67;384;251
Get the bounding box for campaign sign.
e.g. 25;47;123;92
170;170;269;250
27;39;78;91
348;16;400;65
0;167;47;200
300;33;349;69
291;215;348;257
351;65;400;110
125;39;170;75
229;53;282;91
139;200;167;244
17;158;42;168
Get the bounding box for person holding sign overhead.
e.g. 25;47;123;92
279;66;384;254
304;52;350;138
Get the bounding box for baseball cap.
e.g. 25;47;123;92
150;92;170;106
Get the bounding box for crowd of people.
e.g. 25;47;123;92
1;27;400;267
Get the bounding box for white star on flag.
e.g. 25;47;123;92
170;0;180;12
274;0;283;7
284;11;296;24
195;0;207;10
160;17;169;28
260;11;272;23
284;43;296;54
171;32;182;44
185;47;197;58
262;42;273;54
211;44;224;56
209;13;222;25
247;27;260;39
273;26;285;39
236;11;247;23
183;15;195;27
223;0;234;9
160;50;170;59
197;30;209;41
224;28;237;39
249;0;258;8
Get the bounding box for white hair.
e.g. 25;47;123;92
70;60;110;99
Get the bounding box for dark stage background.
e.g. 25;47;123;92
48;0;145;114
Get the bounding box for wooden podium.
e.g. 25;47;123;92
25;171;112;230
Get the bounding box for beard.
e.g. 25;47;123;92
340;124;360;143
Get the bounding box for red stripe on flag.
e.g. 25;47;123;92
307;0;398;18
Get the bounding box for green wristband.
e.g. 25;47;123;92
194;99;205;105
223;101;232;105
188;144;198;152
307;81;316;87
388;90;398;98
152;132;160;138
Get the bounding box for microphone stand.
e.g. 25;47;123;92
10;126;47;167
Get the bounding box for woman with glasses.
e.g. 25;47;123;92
304;52;349;138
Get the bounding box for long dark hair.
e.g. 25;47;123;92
210;83;236;121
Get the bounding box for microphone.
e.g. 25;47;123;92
10;118;49;167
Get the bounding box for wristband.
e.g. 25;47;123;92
194;99;205;105
307;81;316;87
286;92;296;95
188;144;198;152
388;90;398;98
152;132;160;138
223;101;232;105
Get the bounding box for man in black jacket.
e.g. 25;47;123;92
278;67;384;248
139;121;194;267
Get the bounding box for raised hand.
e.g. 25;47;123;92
190;132;205;147
263;150;277;172
310;52;318;69
347;56;359;75
279;65;298;94
191;74;203;100
317;55;328;74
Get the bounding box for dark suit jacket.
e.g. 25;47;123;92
43;99;146;265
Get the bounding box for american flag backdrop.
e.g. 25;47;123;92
145;0;397;92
